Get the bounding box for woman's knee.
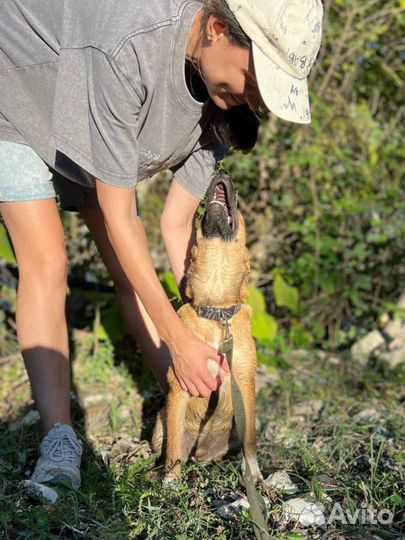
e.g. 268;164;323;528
18;246;69;292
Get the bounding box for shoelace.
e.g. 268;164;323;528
43;430;82;463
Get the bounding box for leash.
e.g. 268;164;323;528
192;304;275;540
193;302;274;539
218;318;273;540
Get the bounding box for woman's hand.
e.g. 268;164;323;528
166;327;230;397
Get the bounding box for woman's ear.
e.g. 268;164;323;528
207;15;229;44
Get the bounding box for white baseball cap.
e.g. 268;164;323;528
226;0;324;124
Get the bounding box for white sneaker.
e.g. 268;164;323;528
28;423;83;490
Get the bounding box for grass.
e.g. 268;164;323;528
0;294;404;540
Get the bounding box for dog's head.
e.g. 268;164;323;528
185;172;250;307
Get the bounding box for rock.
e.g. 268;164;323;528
388;337;404;351
384;320;405;342
353;407;383;424
316;350;327;361
281;496;325;527
215;495;270;520
327;356;341;365
372;427;393;443
108;438;152;463
9;410;40;432
264;471;298;494
21;480;59;503
264;424;299;448
292;399;323;418
378;347;405;370
216;496;250;519
351;330;385;365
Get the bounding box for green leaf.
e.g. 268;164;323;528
247;284;266;312
274;274;299;314
251;311;278;343
0;224;16;265
161;271;180;299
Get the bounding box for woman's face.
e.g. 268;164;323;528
197;17;264;111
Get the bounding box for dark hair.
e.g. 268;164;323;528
191;0;260;152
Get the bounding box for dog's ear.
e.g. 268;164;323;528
236;212;246;245
239;248;250;302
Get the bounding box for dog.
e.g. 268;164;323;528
152;172;262;483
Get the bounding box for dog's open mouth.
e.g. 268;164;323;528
202;172;237;241
210;182;233;227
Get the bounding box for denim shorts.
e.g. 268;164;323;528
0;141;99;210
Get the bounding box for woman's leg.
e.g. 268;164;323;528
0;199;71;433
79;207;171;392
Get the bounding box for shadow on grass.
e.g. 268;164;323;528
0;336;136;539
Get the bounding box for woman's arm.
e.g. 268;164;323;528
95;179;227;397
160;178;198;300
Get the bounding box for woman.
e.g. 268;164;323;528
0;0;323;490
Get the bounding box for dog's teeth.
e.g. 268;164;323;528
211;200;227;211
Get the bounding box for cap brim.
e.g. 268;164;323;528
252;43;311;124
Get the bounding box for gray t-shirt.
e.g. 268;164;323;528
0;0;226;199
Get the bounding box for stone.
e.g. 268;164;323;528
292;399;323;418
281;496;325;526
378;347;405;370
372;426;393;443
388;337;404;351
351;331;385;365
316;350;327;361
327;356;341;365
384;320;405;342
216;496;250;519
353;407;383;424
264;423;298;448
9;410;40;432
108;438;152;463
264;471;298;494
21;480;59;503
215;495;270;520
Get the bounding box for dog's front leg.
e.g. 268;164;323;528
164;388;189;483
233;374;263;483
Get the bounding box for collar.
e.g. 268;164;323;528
192;304;241;323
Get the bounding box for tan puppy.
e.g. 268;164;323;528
152;172;262;483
